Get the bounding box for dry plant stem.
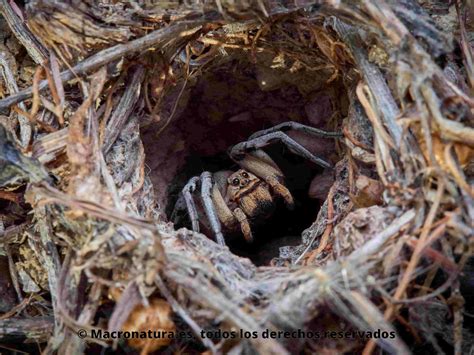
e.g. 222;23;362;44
444;144;474;198
0;295;31;320
33;206;62;315
35;184;156;231
333;18;402;146
357;84;395;150
54;260;108;349
0;21;203;110
364;0;474;145
420;264;439;298
373;140;388;186
30;66;44;121
4;244;23;302
33;127;68;162
445;80;474;107
347;209;416;262
107;282;142;351
363;182;445;355
154;78;189;139
0;0;47;64
406;227;458;274
456;0;474;91
61;255;104;351
0;52;31;146
356;84;397;179
415;93;438;169
43;60;63;124
165;270;289;355
102;66;145;154
294;202;329;264
156;276;218;354
0;190;20;203
361;0;408;45
99;149;125;210
421;85;474;146
49;53;65;125
0;222;27;241
0;316;54;342
392;270;458;305
306;185;335;264
343;125;373;152
64;282;103;354
348;292;410;354
43;65;60;108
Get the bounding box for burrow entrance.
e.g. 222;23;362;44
142;55;348;265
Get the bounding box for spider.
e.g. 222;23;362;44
171;122;342;245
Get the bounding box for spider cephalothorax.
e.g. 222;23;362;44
172;122;342;245
226;169;275;222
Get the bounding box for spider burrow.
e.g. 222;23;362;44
171;121;342;246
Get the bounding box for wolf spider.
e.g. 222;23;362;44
171;122;341;245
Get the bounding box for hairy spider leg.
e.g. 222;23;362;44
200;172;226;246
181;176;200;232
232;207;253;243
170;194;186;223
248;121;342;140
230;131;333;169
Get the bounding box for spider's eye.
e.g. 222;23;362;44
242;172;249;178
232;178;240;186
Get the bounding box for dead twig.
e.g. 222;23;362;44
421;85;474;146
0;21;203;110
155;276;218;354
347;209;416;262
34;184;157;231
102;65;145;154
456;0;474;91
363;182;444;355
4;244;23;303
0;0;48;64
333;18;402;146
0;316;53;342
305;185;336;264
0;52;31;146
